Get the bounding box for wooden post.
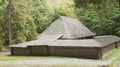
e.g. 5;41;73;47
98;47;102;59
29;46;32;55
11;47;14;55
115;42;118;48
47;45;50;56
51;47;54;56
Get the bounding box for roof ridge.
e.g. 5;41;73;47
60;18;72;38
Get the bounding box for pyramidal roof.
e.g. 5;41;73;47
37;16;95;39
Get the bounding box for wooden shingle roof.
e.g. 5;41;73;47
95;35;120;47
10;35;120;48
37;16;95;39
10;16;120;48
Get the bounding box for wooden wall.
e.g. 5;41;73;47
11;42;119;59
30;46;49;56
49;46;99;59
11;46;49;56
117;41;120;47
11;46;100;59
101;43;116;58
11;47;30;55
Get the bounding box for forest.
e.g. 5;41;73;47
0;0;119;48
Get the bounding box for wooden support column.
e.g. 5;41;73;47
51;47;54;56
115;42;118;48
98;47;102;59
11;47;14;55
47;45;50;56
29;46;32;55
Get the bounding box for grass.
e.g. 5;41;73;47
110;53;120;67
101;47;120;67
0;54;71;61
0;64;98;67
0;56;32;61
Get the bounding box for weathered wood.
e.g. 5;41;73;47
101;43;116;58
49;46;99;59
47;45;50;55
115;42;118;48
12;47;30;55
98;47;102;59
11;42;118;59
29;46;32;55
10;47;14;55
30;46;48;56
117;41;120;47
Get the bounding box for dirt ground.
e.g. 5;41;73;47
0;51;10;57
0;51;111;67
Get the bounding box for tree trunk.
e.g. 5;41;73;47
8;0;12;45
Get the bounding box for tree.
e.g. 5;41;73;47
0;0;119;47
7;0;12;45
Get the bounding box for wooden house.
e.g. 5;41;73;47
10;16;120;59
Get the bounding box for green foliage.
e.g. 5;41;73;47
76;9;104;35
0;0;37;45
31;0;53;33
75;0;120;36
0;0;119;46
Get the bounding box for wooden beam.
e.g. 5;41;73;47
47;45;50;56
115;42;118;48
98;47;102;59
11;47;14;55
51;47;54;56
29;46;32;55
